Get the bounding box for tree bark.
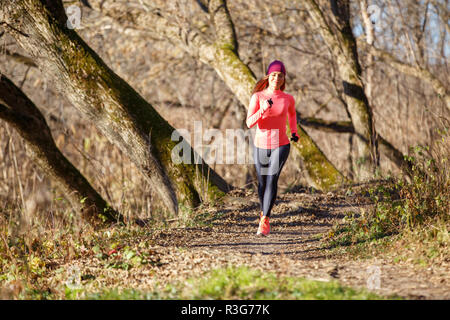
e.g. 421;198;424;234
87;0;346;190
1;0;231;216
2;49;38;68
0;74;122;224
303;0;378;181
359;0;375;103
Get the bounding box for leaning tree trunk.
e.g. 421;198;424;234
1;0;231;215
208;0;345;190
202;0;345;190
88;0;346;190
304;0;378;181
0;75;122;224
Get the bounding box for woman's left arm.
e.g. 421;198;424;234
288;95;298;139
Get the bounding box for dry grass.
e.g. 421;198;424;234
324;129;449;268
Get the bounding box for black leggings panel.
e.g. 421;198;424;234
253;143;290;217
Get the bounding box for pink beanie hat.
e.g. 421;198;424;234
266;60;286;75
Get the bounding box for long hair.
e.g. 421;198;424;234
251;75;286;94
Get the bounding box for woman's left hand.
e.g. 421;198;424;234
290;133;299;142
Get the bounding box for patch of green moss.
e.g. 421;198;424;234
47;13;228;210
293;125;347;190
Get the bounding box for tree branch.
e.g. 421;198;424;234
208;0;238;51
303;0;378;179
300;117;354;133
88;0;215;63
300;116;413;174
0;103;13;122
303;0;341;57
429;0;450;36
3;49;37;67
359;0;375;100
358;40;450;111
195;0;209;13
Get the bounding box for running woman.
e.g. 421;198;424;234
246;60;299;236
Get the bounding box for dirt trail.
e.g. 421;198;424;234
50;185;449;299
146;186;449;299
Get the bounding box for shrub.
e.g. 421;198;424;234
328;127;449;249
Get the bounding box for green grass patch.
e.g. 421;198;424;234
86;265;392;300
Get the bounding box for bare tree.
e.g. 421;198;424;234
0;74;122;224
303;0;378;180
1;0;231;216
360;42;450;111
359;0;375;103
358;0;449;111
86;0;346;190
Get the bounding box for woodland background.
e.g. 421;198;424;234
1;0;448;222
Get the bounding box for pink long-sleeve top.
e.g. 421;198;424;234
246;89;298;149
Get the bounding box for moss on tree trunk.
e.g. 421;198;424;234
304;0;378;181
86;0;348;191
1;0;231;215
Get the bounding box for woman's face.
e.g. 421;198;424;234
268;72;285;90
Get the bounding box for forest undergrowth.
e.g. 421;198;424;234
324;128;449;268
0;128;448;300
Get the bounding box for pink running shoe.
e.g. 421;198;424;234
257;215;270;236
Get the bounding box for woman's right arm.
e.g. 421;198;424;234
246;94;268;128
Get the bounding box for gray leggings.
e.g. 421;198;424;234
253;143;290;217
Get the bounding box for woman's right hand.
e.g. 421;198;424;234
261;100;271;112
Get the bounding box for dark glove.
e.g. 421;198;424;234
290;133;299;142
267;98;273;107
